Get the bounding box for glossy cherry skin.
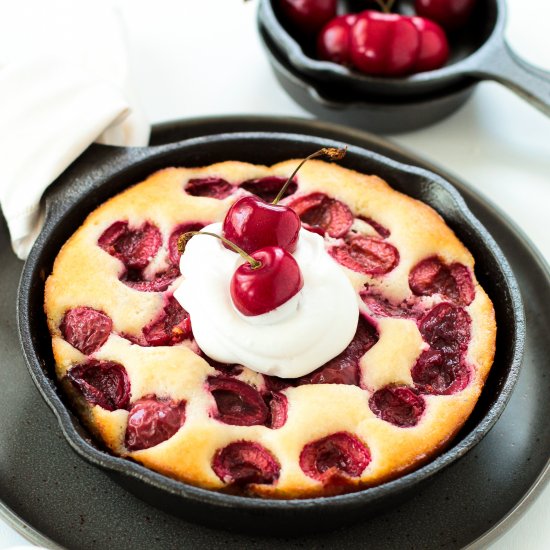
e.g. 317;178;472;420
279;0;337;34
231;247;304;316
222;196;301;255
411;17;449;72
348;11;448;76
317;14;357;66
415;0;476;30
350;11;420;76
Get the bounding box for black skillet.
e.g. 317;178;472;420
260;0;550;112
17;130;524;535
259;22;477;133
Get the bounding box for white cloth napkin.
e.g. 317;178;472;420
0;0;150;259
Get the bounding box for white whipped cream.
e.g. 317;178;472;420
173;223;359;378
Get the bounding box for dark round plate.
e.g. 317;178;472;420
2;116;549;549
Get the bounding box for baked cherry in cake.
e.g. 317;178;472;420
45;157;495;498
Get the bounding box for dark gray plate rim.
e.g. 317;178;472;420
5;115;550;549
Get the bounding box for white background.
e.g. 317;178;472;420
1;0;549;547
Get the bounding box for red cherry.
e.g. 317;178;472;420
208;376;269;426
369;386;426;427
415;0;476;30
222;196;301;255
121;264;180;293
317;14;357;66
98;221;161;270
329;235;399;275
67;360;131;411
240;176;297;203
411;17;449;72
419;302;471;355
231;246;304;316
184;177;234;199
350;11;420;76
285;192;353;238
142;296;191;346
279;0;337;34
265;392;288;429
412;348;470;395
409;256;475;306
299;432;370;481
60;307;112;355
212;441;280;486
125;396;186;451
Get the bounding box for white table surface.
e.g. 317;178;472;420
2;0;549;548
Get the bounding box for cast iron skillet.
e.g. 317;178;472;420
260;0;550;113
18;132;524;535
260;23;476;133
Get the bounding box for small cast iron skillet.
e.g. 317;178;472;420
260;23;476;133
18;131;524;535
260;0;550;114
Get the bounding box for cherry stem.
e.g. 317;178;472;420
178;231;262;269
272;146;347;205
373;0;395;13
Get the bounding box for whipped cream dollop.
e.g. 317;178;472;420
173;223;359;378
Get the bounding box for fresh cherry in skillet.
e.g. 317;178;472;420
411;16;449;72
317;14;357;66
279;0;337;34
350;11;421;76
222;147;346;254
415;0;477;30
317;6;448;76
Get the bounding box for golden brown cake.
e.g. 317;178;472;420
44;159;496;498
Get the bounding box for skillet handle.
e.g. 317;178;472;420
43;143;152;225
470;40;550;117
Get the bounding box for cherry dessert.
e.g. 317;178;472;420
45;154;496;499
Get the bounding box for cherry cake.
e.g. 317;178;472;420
44;159;496;498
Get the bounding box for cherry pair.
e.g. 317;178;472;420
179;148;346;317
317;11;449;76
